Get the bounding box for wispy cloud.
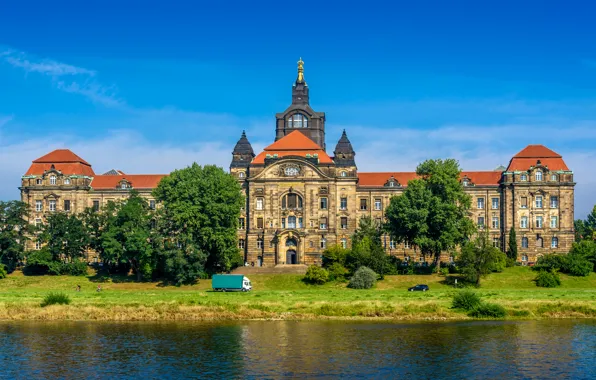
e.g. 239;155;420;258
1;46;123;107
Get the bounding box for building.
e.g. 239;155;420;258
20;59;576;265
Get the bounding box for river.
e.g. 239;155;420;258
0;320;594;379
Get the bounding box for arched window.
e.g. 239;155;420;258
551;174;557;181
36;179;42;185
536;237;543;248
281;193;303;209
320;237;327;249
49;175;56;185
551;237;558;248
340;171;347;177
238;172;245;178
238;239;245;249
520;174;527;181
521;237;528;248
535;171;543;181
64;178;70;185
288;113;308;128
341;238;347;249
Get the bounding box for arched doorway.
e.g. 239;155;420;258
286;237;298;264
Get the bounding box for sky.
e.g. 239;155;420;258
1;0;595;218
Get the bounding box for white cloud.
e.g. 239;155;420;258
4;55;96;76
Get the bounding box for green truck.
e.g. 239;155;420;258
212;274;252;292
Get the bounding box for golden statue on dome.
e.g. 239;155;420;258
297;57;305;82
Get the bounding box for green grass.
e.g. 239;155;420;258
0;267;595;321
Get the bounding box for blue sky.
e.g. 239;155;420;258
1;0;595;217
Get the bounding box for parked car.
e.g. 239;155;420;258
408;284;429;292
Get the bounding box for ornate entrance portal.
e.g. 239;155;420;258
285;237;298;264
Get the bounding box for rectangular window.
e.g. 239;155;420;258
551;237;558;248
536;216;543;228
521;197;528;209
35;241;41;250
320;239;327;249
520;216;528;228
35;218;42;227
92;200;100;212
389;240;395;249
404;241;411;249
238;239;245;249
309;241;314;248
374;199;382;211
492;237;500;248
239;218;245;230
49;200;56;212
550;196;558;208
64;200;71;212
288;216;296;229
341;217;348;229
320;217;327;230
257;217;264;229
492;216;499;229
281;218;286;229
257;239;263;249
535;196;543;209
35;200;43;212
550;216;558;228
522;238;528;248
492;198;499;209
477;216;485;227
341;239;347;249
340;197;347;210
477;197;485;209
256;197;264;210
360;198;368;210
320;197;328;210
298;217;303;228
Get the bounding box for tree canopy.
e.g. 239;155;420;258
458;232;507;286
0;201;32;272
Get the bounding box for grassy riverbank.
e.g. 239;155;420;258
1;267;595;321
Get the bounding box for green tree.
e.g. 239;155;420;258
507;227;518;261
385;159;475;270
575;205;596;242
153;164;244;275
0;201;33;272
346;216;390;278
39;212;89;262
569;240;596;273
457;232;507;286
81;201;119;264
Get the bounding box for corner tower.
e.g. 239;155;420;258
230;130;255;178
275;58;326;149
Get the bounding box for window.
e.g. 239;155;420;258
319;217;327;230
239;239;245;249
520;197;528;209
477;198;485;209
520;174;528;181
520;216;528;228
93;200;100;212
492;237;500;248
320;197;328;210
535;171;543;181
492;198;499;209
64;200;71;212
281;218;286;228
35;200;43;212
288;216;296;229
340;197;347;210
239;218;245;230
341;217;348;229
35;218;42;227
149;200;156;210
49;175;56;185
282;194;303;209
35;241;41;250
492;216;499;229
320;238;327;249
256;197;264;210
389;182;396;187
522;254;528;261
536;216;543;228
288;113;308;128
309;241;314;248
477;216;485;227
374;199;382;211
257;238;264;249
257;217;264;229
522;237;528;248
550;216;558;228
536;237;543;248
49;200;56;212
238;172;245;178
298;217;303;228
269;220;274;228
462;179;469;187
535;196;543;209
36;179;42;185
340;171;347;177
360;199;368;210
551;237;559;248
64;178;70;185
404;241;411;249
550;196;558;208
341;238;347;249
551;174;557;181
121;183;127;189
389;240;396;249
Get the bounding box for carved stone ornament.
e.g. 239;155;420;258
278;164;301;177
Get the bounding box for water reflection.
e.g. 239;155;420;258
0;320;594;379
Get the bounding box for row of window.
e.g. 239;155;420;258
256;196;385;211
240;216;351;230
477;215;559;229
521;236;559;248
477;216;501;229
476;198;500;209
476;195;559;210
238;237;332;250
519;172;558;182
34;199;156;213
35;176;72;186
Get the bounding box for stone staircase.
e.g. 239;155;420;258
231;264;308;275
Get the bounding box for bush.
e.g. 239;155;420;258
348;266;378;289
41;292;71;307
439;267;449;276
491;252;507;273
469;302;506;318
23;249;53;275
505;258;517;268
565;254;593;277
452;290;482;311
304;265;329;285
534;254;567;272
535;270;561;288
327;263;349;281
0;264;7;279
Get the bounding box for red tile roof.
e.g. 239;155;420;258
90;175;166;189
253;130;334;164
461;171;502;186
358;171;502;187
25;149;95;176
506;145;569;171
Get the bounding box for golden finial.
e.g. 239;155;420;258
297;57;304;82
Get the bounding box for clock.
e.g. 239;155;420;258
284;166;299;176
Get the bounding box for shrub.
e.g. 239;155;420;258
452;290;482;311
439;267;449;276
41;292;71;307
327;263;349;281
23;249;53;275
0;264;7;279
505;258;517;268
348;266;377;289
565;254;593;277
304;265;329;285
535;270;561;288
469;302;506;318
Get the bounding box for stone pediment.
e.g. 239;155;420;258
253;158;333;181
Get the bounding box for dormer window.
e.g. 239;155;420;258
550;174;557;181
288;113;308;128
64;178;70;185
520;174;528;181
462;179;469;187
49;175;56;185
340;171;347;177
36;179;42;185
535;171;543;181
121;183;127;189
239;172;245;178
389;182;395;187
